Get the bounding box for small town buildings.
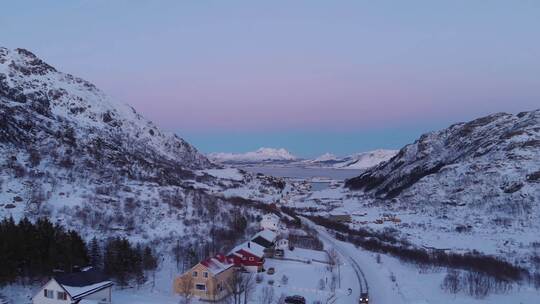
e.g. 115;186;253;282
173;254;234;302
227;241;266;272
251;229;277;249
32;268;113;304
260;213;280;231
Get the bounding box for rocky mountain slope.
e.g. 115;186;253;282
0;47;210;171
346;110;540;213
0;47;283;245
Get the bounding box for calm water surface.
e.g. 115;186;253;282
240;166;363;181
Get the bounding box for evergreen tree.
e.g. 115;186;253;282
0;217;88;284
142;246;157;271
89;237;102;269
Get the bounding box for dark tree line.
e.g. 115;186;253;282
307;215;528;282
102;237;158;287
0;217;88;284
0;217;158;288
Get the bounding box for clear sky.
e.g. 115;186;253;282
2;1;539;157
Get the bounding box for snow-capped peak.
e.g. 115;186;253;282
312;153;338;162
209;147;297;163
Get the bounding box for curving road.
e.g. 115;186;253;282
301;217;369;299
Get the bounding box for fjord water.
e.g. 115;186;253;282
240;166;364;180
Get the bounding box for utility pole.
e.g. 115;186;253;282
338;260;341;288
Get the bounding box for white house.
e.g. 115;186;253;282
33;268;113;304
275;238;289;250
251;229;278;249
260;213;280;231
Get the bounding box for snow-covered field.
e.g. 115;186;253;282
311;220;540;304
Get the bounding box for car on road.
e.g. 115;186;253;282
359;292;369;303
284;295;306;304
267;267;275;275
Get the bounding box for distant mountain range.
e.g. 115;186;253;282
302;149;398;169
208;148;297;164
208;147;397;170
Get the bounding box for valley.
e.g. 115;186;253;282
0;47;538;304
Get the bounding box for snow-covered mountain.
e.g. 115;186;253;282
209;147;396;170
311;153;338;163
306;149;398;170
284;110;540;273
208;147;298;164
337;149;398;169
0;47;210;170
0;47;284;243
346;110;540;204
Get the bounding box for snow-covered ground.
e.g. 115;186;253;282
307;219;540;304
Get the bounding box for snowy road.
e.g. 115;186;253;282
315;222;369;294
301;217;407;304
301;217;368;301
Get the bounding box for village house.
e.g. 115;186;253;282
260;213;280;231
227;241;266;272
251;229;277;249
173;254;234;302
32;268;113;304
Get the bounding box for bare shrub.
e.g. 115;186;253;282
441;269;461;294
259;286;274;304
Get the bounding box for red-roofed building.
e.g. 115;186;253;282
227;241;265;272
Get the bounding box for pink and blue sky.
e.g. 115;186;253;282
2;1;539;157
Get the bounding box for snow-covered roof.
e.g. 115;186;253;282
200;254;234;275
230;241;265;258
53;268;112;300
252;229;277;243
262;213;280;221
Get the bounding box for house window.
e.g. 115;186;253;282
192;271;197;277
195;284;206;291
249;257;254;261
44;289;54;298
203;272;208;278
57;291;67;300
217;283;223;291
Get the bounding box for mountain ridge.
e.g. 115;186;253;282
0;47;285;247
345;110;540;208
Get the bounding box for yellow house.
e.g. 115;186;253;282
173;254;235;301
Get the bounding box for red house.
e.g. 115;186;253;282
227;241;265;272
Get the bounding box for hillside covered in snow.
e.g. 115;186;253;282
289;110;540;267
0;47;285;244
305;149;398;170
345;110;540;206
